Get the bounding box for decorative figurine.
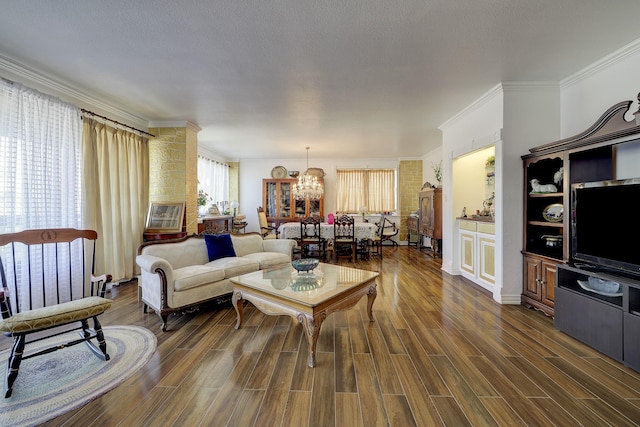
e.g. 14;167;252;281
530;179;557;193
554;167;564;186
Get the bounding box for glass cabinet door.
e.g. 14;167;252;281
279;182;291;218
308;199;321;217
265;181;277;217
295;199;306;218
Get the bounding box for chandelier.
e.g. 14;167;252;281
292;147;324;201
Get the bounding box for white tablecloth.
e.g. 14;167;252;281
278;222;377;241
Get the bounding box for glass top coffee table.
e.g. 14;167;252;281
230;262;379;367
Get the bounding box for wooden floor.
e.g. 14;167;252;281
5;247;640;426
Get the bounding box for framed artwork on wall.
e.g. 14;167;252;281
145;202;185;232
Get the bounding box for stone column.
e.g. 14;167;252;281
148;121;201;235
398;160;423;241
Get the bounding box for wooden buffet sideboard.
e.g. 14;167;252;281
198;215;233;234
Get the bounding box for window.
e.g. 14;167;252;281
197;155;229;208
336;168;396;213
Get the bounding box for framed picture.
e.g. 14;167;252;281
145;202;185;232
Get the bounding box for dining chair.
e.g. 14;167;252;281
376;214;399;246
299;216;327;261
257;207;279;239
333;214;356;262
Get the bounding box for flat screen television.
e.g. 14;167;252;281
571;178;640;277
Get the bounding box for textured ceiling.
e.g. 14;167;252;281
1;0;640;160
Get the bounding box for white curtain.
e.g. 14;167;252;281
82;118;149;281
198;155;229;207
0;78;85;309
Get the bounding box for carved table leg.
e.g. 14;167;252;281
232;290;244;330
367;283;377;321
297;311;327;368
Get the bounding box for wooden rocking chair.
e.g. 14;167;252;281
0;228;112;398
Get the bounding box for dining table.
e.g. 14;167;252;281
278;221;378;241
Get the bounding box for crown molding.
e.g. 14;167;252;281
0;54;148;129
438;83;503;131
561;38;640;88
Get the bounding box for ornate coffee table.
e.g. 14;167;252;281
231;263;378;367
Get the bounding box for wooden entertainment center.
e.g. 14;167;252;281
521;93;640;371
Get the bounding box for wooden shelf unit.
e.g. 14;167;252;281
521;96;640;317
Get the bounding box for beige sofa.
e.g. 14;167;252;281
136;232;296;331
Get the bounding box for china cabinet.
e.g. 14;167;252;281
418;186;442;256
262;178;324;227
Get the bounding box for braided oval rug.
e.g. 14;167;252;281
0;325;157;427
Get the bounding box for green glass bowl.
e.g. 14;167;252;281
292;258;319;273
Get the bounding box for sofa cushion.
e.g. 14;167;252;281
173;265;226;292
204;234;236;261
242;252;290;269
206;257;259;278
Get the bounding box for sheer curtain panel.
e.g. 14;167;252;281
0;78;85;310
198;155;229;207
0;79;83;232
83;118;149;281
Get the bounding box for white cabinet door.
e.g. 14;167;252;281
479;235;495;285
460;231;476;277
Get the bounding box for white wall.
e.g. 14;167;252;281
561;40;640;173
561;40;640;137
439;83;562;304
421;146;444;187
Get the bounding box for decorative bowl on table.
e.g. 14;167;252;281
292;258;319;273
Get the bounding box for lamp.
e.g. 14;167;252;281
359;206;368;222
292;147;324;201
231;200;239;218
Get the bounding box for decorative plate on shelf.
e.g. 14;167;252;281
542;203;563;223
305;168;325;178
271;166;287;179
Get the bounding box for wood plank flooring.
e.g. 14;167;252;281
4;247;640;426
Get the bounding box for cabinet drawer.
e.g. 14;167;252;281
624;313;640;372
459;220;477;232
555;287;623;362
477;223;495;234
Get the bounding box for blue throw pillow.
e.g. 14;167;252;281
203;234;236;261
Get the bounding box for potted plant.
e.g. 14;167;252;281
432;161;443;187
197;189;211;216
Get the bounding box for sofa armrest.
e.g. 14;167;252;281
263;238;297;257
136;254;174;285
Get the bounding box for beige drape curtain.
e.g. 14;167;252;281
82;118;149;281
336;168;395;213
